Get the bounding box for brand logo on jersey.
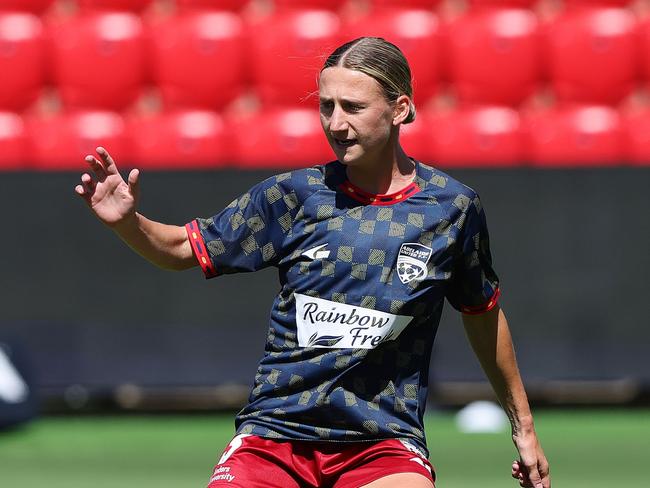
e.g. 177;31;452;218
295;294;413;349
396;243;432;284
302;244;331;260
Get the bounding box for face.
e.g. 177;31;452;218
318;67;407;168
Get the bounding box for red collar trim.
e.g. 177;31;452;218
338;180;420;206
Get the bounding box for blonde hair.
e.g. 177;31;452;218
322;37;416;124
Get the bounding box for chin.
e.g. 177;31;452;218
337;150;365;166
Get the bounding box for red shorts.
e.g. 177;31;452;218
207;434;435;488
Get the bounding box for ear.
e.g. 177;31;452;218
392;95;411;126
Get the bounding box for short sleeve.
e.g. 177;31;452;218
445;193;500;314
185;177;298;279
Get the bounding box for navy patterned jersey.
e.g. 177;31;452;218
185;160;499;456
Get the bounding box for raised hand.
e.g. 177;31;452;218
75;147;140;228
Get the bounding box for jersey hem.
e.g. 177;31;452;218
235;426;430;458
185;220;218;279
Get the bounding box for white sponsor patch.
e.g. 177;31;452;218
295;294;413;349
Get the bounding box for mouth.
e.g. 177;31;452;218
333;137;357;148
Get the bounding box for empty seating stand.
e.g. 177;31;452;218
1;0;649;169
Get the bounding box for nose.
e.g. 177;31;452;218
329;105;348;132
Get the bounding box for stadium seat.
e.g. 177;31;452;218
427;106;524;167
564;0;631;6
49;12;146;110
176;0;248;11
77;0;153;12
371;0;441;9
232;109;332;168
399;112;434;163
148;11;245;110
127;110;228;169
446;8;541;105
546;7;639;104
0;112;28;170
622;109;650;165
0;0;54;14
346;9;441;103
0;12;45;111
250;10;343;106
522;105;624;166
640;17;650;84
274;0;348;10
27;111;128;170
469;1;536;6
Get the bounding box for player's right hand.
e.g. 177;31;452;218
75;147;140;228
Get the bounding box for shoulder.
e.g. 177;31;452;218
256;162;334;196
415;161;480;213
245;162;336;213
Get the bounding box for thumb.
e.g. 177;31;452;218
128;168;140;198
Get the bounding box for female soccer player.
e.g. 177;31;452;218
75;37;550;488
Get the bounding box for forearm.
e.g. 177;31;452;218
112;212;195;271
462;306;534;434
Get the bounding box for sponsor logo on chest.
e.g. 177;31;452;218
295;293;413;349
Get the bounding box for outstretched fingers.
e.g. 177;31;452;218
96;146;118;175
85;154;107;182
75;173;95;205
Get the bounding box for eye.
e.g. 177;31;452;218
345;103;364;113
319;100;334;115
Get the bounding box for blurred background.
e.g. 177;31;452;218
1;0;649;486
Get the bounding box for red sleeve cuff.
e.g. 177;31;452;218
185;220;218;279
460;287;500;315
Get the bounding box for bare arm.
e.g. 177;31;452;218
462;305;550;488
75;147;196;271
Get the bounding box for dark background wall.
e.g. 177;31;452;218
1;168;649;402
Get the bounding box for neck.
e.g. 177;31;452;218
345;142;416;195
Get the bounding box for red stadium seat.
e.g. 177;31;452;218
27;111;128;170
176;0;250;10
0;0;54;13
428;106;524;167
399;113;434;163
546;7;639;104
522;105;624;166
446;8;541;105
0;12;45;111
470;0;535;5
372;0;441;9
564;0;631;6
49;12;146;110
232;109;332;168
622;108;650;165
148;11;245;110
639;17;650;84
77;0;153;12
127;110;228;169
346;10;442;103
0;112;28;170
250;10;343;106
274;0;348;10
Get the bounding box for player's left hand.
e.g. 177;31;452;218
511;429;550;487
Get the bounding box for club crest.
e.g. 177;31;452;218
397;243;432;284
